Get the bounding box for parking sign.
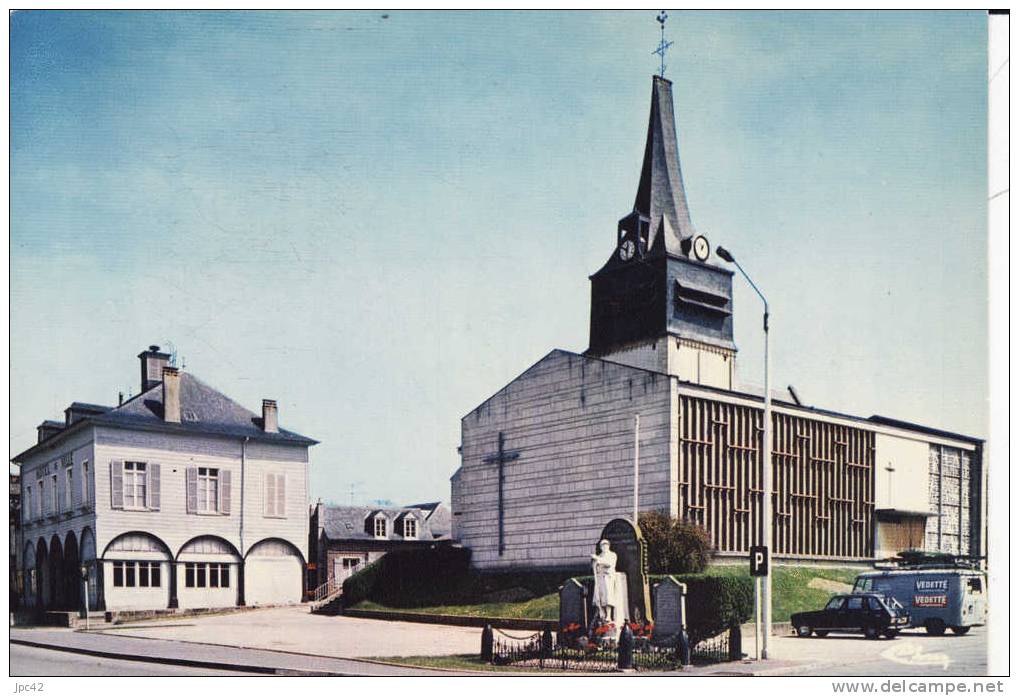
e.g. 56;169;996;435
750;545;769;577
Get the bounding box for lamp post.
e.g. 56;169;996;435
79;563;90;631
716;245;772;660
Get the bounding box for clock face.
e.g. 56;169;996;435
692;235;710;261
619;239;636;261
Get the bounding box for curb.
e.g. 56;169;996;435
10;638;351;676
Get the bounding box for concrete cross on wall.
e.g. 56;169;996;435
483;432;519;556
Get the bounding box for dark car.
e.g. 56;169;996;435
791;592;909;639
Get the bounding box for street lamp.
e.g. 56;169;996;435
80;563;90;630
716;245;772;660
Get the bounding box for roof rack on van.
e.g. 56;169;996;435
873;551;984;570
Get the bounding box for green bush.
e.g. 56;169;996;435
663;574;754;645
638;511;712;574
341;545;472;608
341;557;383;608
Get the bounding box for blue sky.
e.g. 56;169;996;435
10;10;988;505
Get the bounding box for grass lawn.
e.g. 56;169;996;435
351;564;861;623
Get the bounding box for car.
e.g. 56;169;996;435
791;592;910;639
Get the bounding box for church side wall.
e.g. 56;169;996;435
457;351;672;571
678;394;876;560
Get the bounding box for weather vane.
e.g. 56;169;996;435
653;10;674;78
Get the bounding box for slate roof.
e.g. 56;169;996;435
13;371;316;462
322;502;451;542
633;76;697;255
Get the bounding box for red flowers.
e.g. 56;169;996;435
627;621;655;637
593;622;616;636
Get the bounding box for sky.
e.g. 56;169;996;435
10;10;988;507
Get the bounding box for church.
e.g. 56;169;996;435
449;74;985;572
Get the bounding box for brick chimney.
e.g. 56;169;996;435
139;345;171;393
262;399;278;433
162;366;181;423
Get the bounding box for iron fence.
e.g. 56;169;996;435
489;627;736;672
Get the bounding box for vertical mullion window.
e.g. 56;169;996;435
65;468;73;510
139;562;149;587
113;562;124;587
82;461;90;505
185;563;195;588
220;564;230;588
151;563;161;588
209;563;219;588
197;468;220;513
125;562;136;587
50;474;57;513
197;564;206;588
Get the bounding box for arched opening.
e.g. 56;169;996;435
22;542;36;609
62;531;80;611
244;538;305;606
176;536;241;610
48;536;64;611
79;528;99;610
101;531;172;611
34;539;47;609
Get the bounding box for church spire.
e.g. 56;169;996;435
632;75;696;256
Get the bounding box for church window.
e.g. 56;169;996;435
374;516;387;539
403;518;417;539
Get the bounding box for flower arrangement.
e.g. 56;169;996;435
593;622;616;637
628;621;655;638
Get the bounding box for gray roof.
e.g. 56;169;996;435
322;502;450;542
14;371;316;462
633;75;697;255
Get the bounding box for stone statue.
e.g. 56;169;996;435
591;539;624;625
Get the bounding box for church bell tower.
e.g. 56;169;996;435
587;75;736;390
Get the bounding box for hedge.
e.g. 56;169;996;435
341;545;472;608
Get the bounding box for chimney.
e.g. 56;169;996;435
139;345;171;393
262;399;278;433
162;366;181;423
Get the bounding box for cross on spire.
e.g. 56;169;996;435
653;10;674;78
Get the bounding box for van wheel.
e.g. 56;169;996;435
796;625;811;637
950;626;971;636
864;626;880;640
925;620;947;636
815;631;828;638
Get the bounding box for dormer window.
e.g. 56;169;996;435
403;517;417;539
374;516;387;539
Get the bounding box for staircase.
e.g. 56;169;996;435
309;579;344;615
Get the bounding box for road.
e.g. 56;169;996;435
767;628;989;676
10;643;254;676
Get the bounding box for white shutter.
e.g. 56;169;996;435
110;462;124;509
147;463;161;510
218;469;232;514
276;474;286;519
264;474;276;517
186;467;198;514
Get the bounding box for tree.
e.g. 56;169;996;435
638;511;712;574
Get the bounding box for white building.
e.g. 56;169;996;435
13;346;317;614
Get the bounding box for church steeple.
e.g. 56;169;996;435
632;76;696;256
587;72;736;390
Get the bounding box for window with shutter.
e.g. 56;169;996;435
65;467;73;511
51;474;58;515
276;473;286;518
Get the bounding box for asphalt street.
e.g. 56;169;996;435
767;628;989;676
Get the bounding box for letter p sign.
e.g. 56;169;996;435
750;545;769;577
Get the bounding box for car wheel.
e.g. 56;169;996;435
925;620;947;636
815;631;828;638
884;630;898;639
796;624;811;638
864;626;880;640
950;626;971;636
